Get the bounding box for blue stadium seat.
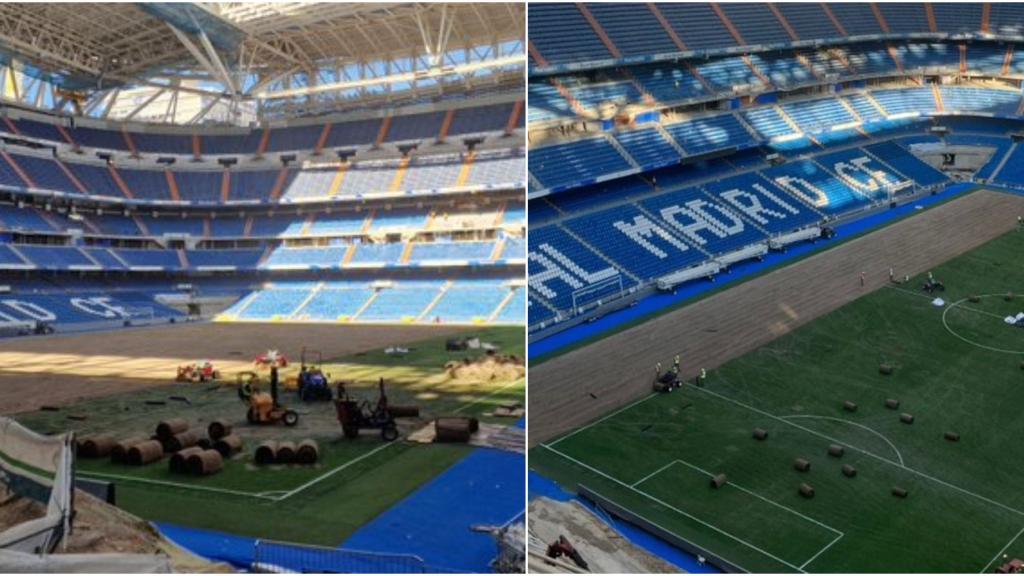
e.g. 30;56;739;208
614;127;680;169
664;114;755;155
719;3;791;46
528;3;612;65
586;3;678;57
408;241;495;264
358;282;444;321
428;282;509;323
297;285;375;321
876;3;929;34
529;137;631;190
864;142;950;187
655;4;736;51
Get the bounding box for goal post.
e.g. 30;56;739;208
571;275;625;316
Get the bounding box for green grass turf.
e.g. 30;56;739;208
531;228;1024;573
16;326;523;545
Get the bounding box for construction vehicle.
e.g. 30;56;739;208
176;360;221;383
296;347;333;402
653;357;683;393
238;367;298;426
334;378;406;441
254;350;288;369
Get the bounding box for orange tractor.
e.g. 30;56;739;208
238;367;298;427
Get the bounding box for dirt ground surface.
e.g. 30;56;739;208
0;322;466;416
529;190;1024;444
0;487;228;572
528;497;678;573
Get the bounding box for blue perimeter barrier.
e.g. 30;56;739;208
530;182;978;358
341;447;526;573
156;446;525;573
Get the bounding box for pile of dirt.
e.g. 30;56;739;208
0;492;45;532
444;353;525;382
528;497;678;573
0;486;229;572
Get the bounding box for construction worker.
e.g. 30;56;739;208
697;368;707;387
860;271;866;287
673;354;680;374
889;267;895;283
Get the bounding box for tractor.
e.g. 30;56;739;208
296;347;333;402
238;367;298;426
176;360;221;383
334;378;401;441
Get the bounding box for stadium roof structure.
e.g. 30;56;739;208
0;2;525;124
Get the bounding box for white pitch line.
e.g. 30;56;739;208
667;459;843;537
549;392;659;448
275;442;396;501
781;414;905;466
542;443;808;573
79;471;276;501
980;525;1024;573
631;460;679;487
693;386;1024;519
799;532;844;570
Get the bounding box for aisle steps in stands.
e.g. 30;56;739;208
488;289;519;323
417;281;454;322
108;166;135;199
391;157;411;191
654;124;688;156
6;244;31;267
221;170;231;203
456;151;477;187
605;134;640;169
133;216;151;236
990;142;1018;181
863;92;890;117
351;290;380;321
77;248;102;268
290;282;325;319
328;163;349;197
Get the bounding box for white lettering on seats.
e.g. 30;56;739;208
658;199;744;246
1;300;56;321
612;215;691;259
773;175;830;208
528;244;619;300
720;183;801;225
833;156;899;194
70;297;129;318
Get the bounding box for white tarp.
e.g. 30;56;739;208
0;418;74;554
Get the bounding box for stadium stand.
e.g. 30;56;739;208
0;94;525;331
528;2;1024;335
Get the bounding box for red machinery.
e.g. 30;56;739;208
176;360;221;383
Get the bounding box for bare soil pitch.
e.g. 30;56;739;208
529;190;1024;444
0;322;466;415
